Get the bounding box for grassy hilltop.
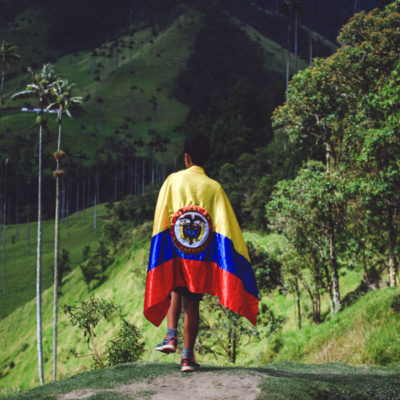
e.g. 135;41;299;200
2;362;400;400
0;213;399;393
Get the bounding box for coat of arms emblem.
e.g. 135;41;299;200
170;206;213;254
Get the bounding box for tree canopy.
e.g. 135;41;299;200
268;0;400;314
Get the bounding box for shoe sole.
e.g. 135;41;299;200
181;366;195;372
155;345;176;353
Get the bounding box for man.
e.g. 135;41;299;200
144;133;258;372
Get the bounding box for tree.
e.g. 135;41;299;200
47;78;82;382
335;2;400;287
306;0;315;65
198;295;258;364
266;161;347;312
57;249;71;290
348;61;400;287
11;63;57;386
247;242;282;294
0;40;20;125
94;240;113;272
80;240;114;291
279;0;304;93
2;158;8;299
80;254;102;292
103;219;122;250
271;1;400;293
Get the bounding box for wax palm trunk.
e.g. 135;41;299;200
2;198;6;299
37;115;44;386
53;109;62;382
0;55;5;110
2;159;7;299
11;64;56;385
388;206;398;287
294;11;298;73
0;41;21;127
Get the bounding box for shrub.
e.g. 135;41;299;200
64;297;144;369
113;192;157;223
258;303;285;336
103;220;122;250
79;242;113;291
80;259;102;292
247;242;282;293
262;335;283;363
107;319;145;365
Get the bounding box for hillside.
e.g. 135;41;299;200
0;215;399;392
0;208;153;390
0;205;106;319
2;10;201;157
2;362;400;400
0;1;337;225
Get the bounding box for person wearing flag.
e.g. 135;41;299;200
143;133;258;372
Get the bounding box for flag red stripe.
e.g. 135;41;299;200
144;258;258;326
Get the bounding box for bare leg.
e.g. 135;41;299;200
167;291;182;329
183;297;199;350
155;292;182;353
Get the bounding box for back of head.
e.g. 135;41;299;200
184;134;211;167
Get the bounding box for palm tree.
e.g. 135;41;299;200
292;0;304;73
307;0;315;66
354;0;359;14
2;158;8;299
46;79;82;382
0;40;20;127
11;63;56;386
280;0;304;94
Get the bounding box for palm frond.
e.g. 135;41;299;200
11;90;38;100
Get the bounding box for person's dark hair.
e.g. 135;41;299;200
184;134;210;166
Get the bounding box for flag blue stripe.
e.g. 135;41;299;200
148;229;258;299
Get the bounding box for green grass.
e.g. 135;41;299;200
273;287;400;366
243;230;287;254
255;281;400;367
1;219;400;392
0;363;174;400
1;362;399;400
1;11;202;164
0;207;148;390
0;204;107;319
0;213;184;391
241;231;400;367
257;362;400;400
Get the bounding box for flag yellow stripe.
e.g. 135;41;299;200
152;166;249;261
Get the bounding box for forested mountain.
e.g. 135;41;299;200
0;0;338;226
0;0;338;320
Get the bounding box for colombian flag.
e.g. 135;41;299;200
143;166;259;326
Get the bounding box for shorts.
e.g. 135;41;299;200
172;287;203;302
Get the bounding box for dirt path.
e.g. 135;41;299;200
59;371;263;400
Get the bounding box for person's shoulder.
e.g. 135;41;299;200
166;168;221;192
164;170;183;184
205;175;222;191
163;171;179;183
